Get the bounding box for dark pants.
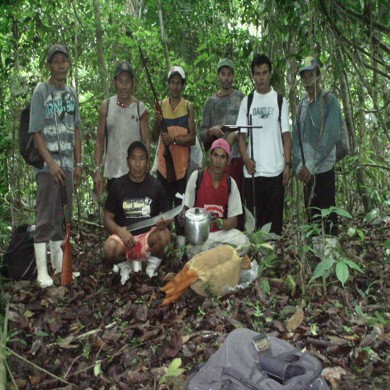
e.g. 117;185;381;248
304;168;338;236
244;173;284;235
157;171;187;236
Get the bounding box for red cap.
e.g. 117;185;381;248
210;138;230;157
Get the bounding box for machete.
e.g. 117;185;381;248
126;203;184;232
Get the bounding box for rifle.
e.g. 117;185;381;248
60;185;73;286
127;31;176;183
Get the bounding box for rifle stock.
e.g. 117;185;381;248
127;30;176;183
60;186;73;286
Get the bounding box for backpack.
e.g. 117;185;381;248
186;328;329;390
194;170;232;204
19;104;44;169
3;225;37;281
247;91;284;131
19;82;51;169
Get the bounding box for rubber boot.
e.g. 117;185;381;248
146;256;162;278
132;261;142;273
50;240;63;274
34;243;53;288
114;261;133;285
324;237;338;259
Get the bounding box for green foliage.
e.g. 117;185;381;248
159;357;185;384
310;247;363;287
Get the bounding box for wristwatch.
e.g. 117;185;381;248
285;161;292;168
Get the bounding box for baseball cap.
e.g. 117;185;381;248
168;66;186;81
127;140;148;158
299;56;320;74
47;44;68;63
210;138;231;157
115;61;134;80
217;58;235;73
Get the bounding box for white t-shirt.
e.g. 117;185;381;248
184;170;243;218
236;89;290;178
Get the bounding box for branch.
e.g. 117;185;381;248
4;345;76;387
319;0;389;71
334;0;390;34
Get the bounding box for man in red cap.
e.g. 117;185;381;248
182;138;249;257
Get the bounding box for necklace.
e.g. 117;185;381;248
117;100;128;108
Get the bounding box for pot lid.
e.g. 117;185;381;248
185;207;209;221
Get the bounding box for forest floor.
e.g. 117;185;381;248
2;214;389;390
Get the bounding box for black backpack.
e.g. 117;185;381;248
3;225;37;281
19;82;50;169
186;328;330;390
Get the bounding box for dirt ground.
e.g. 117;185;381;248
3;217;389;389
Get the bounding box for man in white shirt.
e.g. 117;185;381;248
237;54;292;235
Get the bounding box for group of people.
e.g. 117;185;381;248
29;44;342;288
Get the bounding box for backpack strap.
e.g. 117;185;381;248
277;93;283;132
104;98;110;150
246;91;255;122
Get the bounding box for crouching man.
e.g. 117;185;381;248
182;138;249;258
103;141;171;277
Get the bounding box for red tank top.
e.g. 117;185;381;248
194;168;229;232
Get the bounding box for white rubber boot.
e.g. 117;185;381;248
34;243;53;288
50;240;63;274
146;256;162;278
324;237;338;259
132;261;142;273
114;261;133;285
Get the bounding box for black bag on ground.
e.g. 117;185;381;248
186;328;329;390
3;225;37;281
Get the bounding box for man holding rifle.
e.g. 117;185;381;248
236;54;291;235
103;141;171;277
29;44;82;288
152;66;196;242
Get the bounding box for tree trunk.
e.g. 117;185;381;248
93;0;109;98
157;0;171;72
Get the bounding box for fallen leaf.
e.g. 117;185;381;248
286;308;304;332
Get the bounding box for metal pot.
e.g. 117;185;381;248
185;207;210;245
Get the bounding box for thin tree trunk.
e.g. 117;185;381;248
157;0;171;72
93;0;109;98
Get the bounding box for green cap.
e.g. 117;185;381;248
299;56;320;74
217;58;235;73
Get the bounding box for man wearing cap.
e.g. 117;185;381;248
293;56;342;236
29;44;82;288
103;141;171;277
152;66;196;240
182;138;249;258
200;59;245;197
94;61;150;194
236;54;291;236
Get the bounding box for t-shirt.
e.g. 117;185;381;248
105;174;169;234
200;89;244;157
29;81;81;172
236;89;290;178
104;96;148;179
184;169;242;220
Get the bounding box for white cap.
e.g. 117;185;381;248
168;66;186;81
